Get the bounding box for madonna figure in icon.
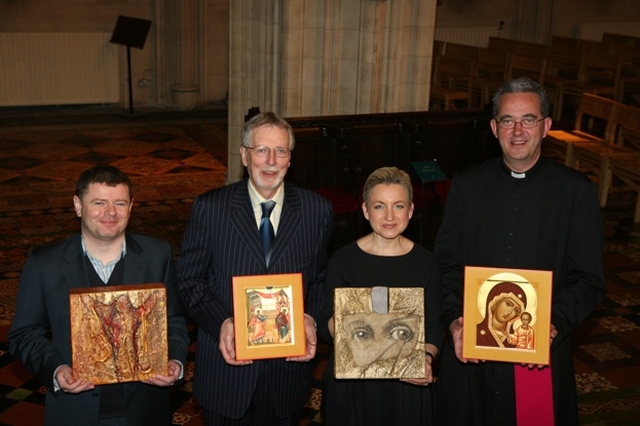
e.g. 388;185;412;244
476;281;527;348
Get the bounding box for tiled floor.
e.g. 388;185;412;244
0;112;228;425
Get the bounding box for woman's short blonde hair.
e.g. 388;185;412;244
362;166;413;205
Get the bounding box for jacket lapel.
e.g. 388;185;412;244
60;235;90;289
59;234;151;287
269;184;301;267
122;234;150;283
229;182;266;265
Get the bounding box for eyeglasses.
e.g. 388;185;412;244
497;117;545;129
246;146;291;158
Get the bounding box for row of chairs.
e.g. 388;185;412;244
542;93;640;222
430;33;640;123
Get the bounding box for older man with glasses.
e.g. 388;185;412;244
176;111;333;426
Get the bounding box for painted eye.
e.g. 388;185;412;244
389;325;414;342
351;327;373;341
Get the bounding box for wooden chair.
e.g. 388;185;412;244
430;54;475;110
579;39;613;54
487;37;517;53
440;43;479;95
442;42;479;61
569;101;639;207
433;40;446;58
543;46;586;120
602;33;637;48
471;47;511;107
608;155;640;222
551;35;582;50
570;142;637;207
473;45;548;107
509;41;549;83
612;44;640;81
544;93;617;166
514;41;550;57
602;103;640;217
475;47;511;80
555;51;624;122
620;76;640;108
612;102;640;150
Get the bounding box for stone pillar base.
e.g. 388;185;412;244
171;84;199;109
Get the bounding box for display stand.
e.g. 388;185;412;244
109;15;152;118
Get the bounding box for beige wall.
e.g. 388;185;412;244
434;0;640;42
226;0;438;183
0;0;229;107
1;0;638;109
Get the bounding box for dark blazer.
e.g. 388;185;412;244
8;233;190;426
176;180;333;419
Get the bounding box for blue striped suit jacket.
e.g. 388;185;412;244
176;180;333;418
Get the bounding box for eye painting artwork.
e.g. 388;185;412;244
334;287;425;379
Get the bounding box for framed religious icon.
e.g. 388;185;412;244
462;266;553;365
333;287;425;379
232;273;306;360
69;283;168;385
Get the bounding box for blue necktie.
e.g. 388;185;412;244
260;200;276;265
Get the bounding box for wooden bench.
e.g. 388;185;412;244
556;51;624;122
543;93;617;166
568;101;640;207
602;103;640;221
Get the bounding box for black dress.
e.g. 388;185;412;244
317;242;444;426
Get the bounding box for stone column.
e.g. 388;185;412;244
171;0;200;108
227;0;438;183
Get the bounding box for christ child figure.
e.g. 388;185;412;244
509;311;534;350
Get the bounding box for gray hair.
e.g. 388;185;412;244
492;77;550;119
242;111;295;150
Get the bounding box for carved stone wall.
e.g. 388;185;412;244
227;0;438;182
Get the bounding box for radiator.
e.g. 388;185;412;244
0;33;120;107
435;26;501;47
576;22;640;41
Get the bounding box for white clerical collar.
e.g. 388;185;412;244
511;171;526;179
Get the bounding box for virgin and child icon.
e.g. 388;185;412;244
475;279;537;349
463;267;552;365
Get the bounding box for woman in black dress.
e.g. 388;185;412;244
317;166;444;426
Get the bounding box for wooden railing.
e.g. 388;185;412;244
282;109;497;250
